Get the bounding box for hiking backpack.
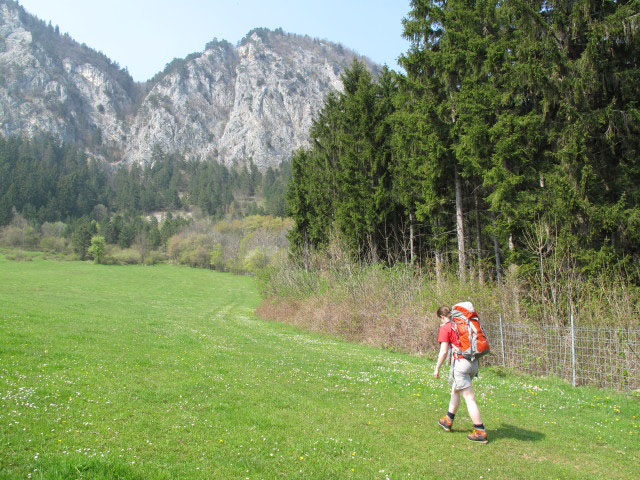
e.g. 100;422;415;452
450;302;490;360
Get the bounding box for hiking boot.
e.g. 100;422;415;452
466;429;488;444
438;416;453;432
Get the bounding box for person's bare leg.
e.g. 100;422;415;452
461;386;482;425
448;384;461;414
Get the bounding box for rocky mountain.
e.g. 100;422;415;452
0;0;378;169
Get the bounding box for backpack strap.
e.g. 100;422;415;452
448;318;464;355
448;318;460;338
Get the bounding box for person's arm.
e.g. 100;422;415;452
434;341;449;379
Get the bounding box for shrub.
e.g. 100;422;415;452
39;236;69;254
0;224;40;248
178;245;211;268
109;247;142;265
5;250;33;262
168;233;216;264
166;215;291;274
243;247;270;274
88;236;106;264
40;221;66;238
257;237;504;354
166;234;187;262
209;243;225;271
143;250;168;266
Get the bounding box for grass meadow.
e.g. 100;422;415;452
0;252;639;479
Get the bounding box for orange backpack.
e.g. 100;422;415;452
450;302;490;360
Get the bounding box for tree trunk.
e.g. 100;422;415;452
434;217;444;285
435;250;444;285
409;210;415;264
492;212;502;284
455;163;466;282
384;221;391;264
508;232;520;320
474;190;484;285
367;233;378;264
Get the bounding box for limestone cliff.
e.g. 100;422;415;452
0;1;378;168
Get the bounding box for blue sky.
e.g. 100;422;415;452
17;0;412;82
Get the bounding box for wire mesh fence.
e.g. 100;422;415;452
481;318;640;391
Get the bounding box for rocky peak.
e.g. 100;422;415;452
0;1;378;169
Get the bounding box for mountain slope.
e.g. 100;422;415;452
0;1;378;168
0;0;139;159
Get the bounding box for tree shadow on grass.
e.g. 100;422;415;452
490;423;545;442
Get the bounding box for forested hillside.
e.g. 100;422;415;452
0;135;289;226
286;0;640;281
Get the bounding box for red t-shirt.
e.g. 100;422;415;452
438;322;461;348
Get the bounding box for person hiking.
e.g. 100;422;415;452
433;305;488;443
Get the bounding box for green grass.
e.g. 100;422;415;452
0;254;638;479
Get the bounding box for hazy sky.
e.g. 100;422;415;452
17;0;412;82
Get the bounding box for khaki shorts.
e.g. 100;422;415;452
449;357;479;391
